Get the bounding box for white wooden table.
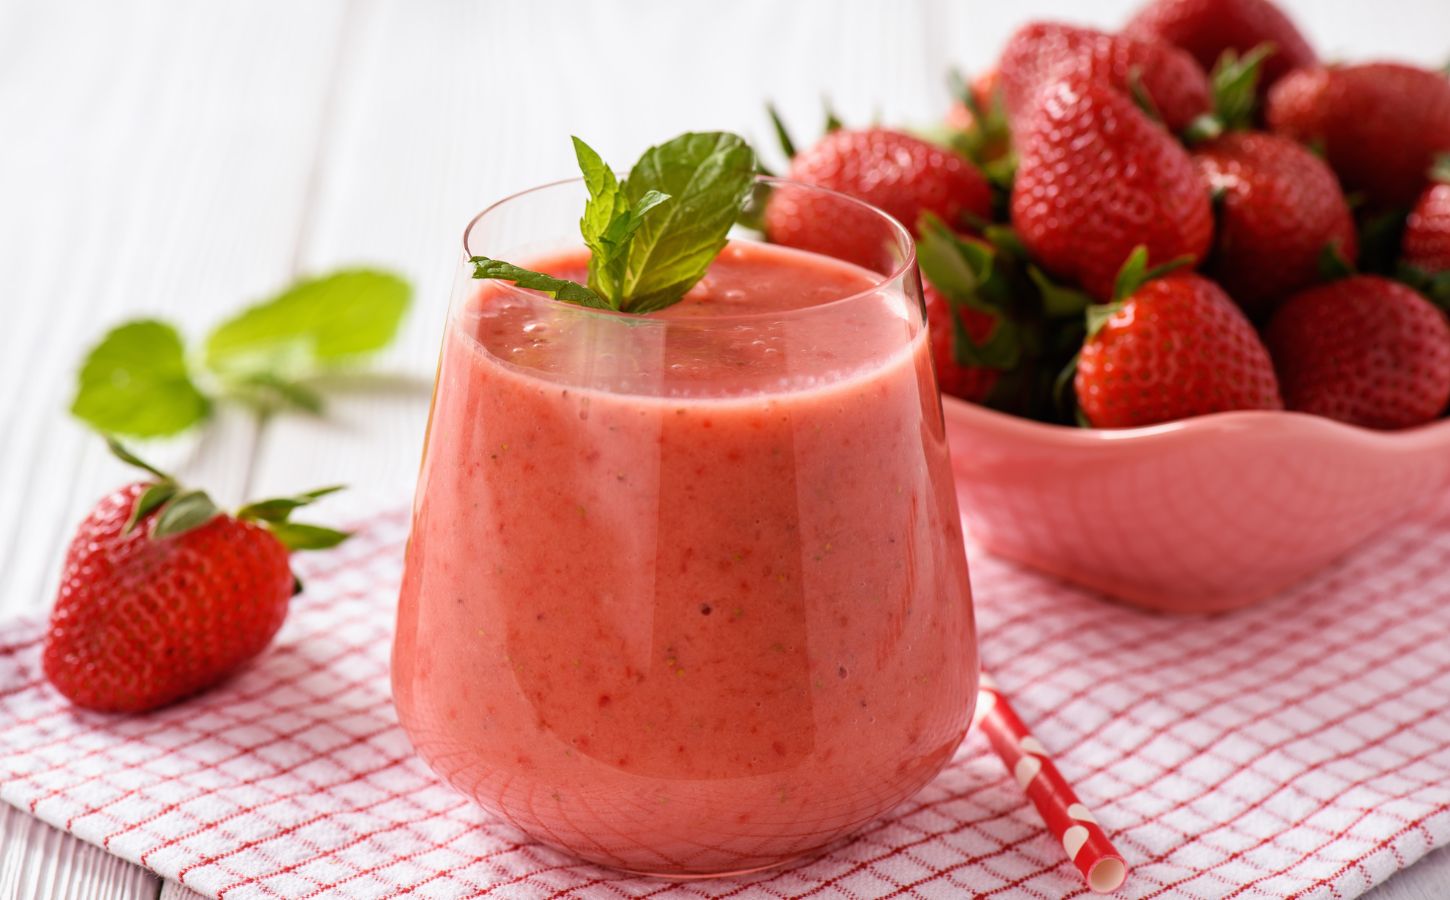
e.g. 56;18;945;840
2;1;1447;897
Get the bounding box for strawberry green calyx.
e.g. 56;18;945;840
1027;266;1093;319
1359;207;1411;275
236;488;348;551
917;213;1021;371
1319;243;1358;281
946;69;1016;191
1128;68;1166;124
1085;246;1195;340
471;132;758;315
1181;115;1224;145
765;100;858;167
1396;259;1450;312
823;99;845;135
1084;302;1125;342
1213;44;1274;127
766;103;798;161
1110;245;1195;304
983;224;1028;261
105;438;349;551
1183;44;1275;143
1432;153;1450;185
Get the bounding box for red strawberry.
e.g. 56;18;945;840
1011;72;1213;301
945;69;1002;133
1266;276;1450;429
944;102;974;134
1076;267;1282;427
1267;63;1450;208
764;127;993;267
42;442;347;713
924;281;1000;402
997;22;1212;133
1124;0;1316;93
1193;132;1357;317
916;216;1019;403
1404;166;1450;275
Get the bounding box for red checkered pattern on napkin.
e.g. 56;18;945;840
3;498;1450;900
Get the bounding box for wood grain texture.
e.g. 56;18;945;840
158;880;204;900
0;805;156;900
0;0;349;622
0;1;346;898
1;1;1447;898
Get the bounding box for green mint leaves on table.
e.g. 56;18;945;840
72;320;213;438
71;269;411;439
470;131;758;314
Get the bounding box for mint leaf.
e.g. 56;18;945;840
204;269;410;381
472;132;755;315
71;320;210;438
469;257;609;309
574;136;671;306
618;132;758;313
233;371;326;414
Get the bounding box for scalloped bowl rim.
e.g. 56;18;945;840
941;397;1450;452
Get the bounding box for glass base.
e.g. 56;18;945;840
612;835;852;881
617;859;790;881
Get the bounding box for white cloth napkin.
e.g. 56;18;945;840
2;499;1448;899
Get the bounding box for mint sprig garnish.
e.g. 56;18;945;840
575;137;670;305
471;131;758;314
469;258;610;309
70;269;411;438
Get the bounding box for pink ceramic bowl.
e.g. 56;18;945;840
943;399;1450;613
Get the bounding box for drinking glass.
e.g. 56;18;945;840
393;177;979;876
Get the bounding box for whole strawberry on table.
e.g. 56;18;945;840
42;439;349;713
764;0;1450;431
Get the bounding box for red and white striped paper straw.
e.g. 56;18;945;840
975;673;1127;894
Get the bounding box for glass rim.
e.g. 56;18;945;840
460;175;919;324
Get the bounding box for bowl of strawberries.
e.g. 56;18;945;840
765;0;1450;613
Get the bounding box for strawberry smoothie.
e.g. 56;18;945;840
393;238;977;875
